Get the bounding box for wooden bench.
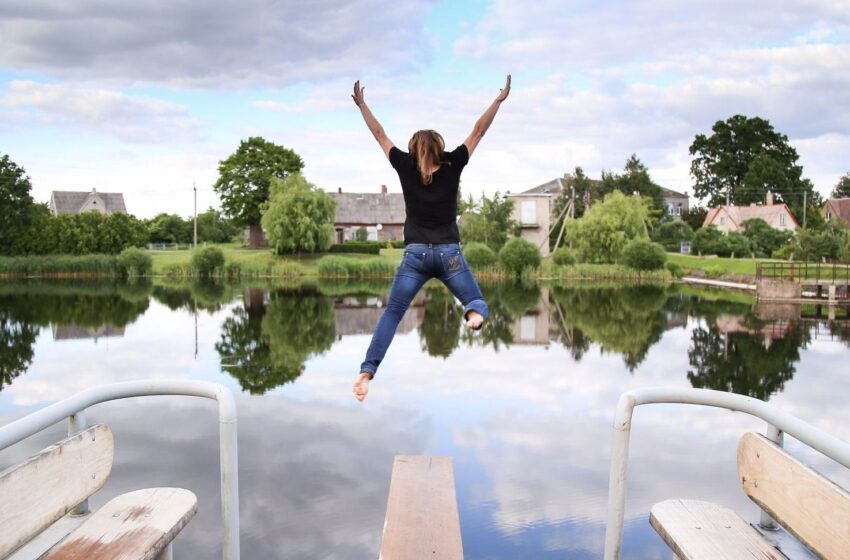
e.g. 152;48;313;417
379;456;463;560
649;431;850;559
0;424;197;560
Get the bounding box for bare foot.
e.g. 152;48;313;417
465;310;484;331
353;372;372;402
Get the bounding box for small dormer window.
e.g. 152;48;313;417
720;216;726;225
780;214;786;226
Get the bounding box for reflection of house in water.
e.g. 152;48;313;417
334;295;425;338
511;287;551;345
715;315;792;349
52;324;125;342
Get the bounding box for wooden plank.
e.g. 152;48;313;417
0;424;113;558
738;431;850;560
379;456;463;560
42;487;197;560
649;499;784;559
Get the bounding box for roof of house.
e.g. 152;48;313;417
511;177;687;199
510;177;566;196
50;190;127;215
703;203;800;228
826;198;850;224
660;186;688;199
329;192;406;225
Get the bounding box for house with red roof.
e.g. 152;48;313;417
702;203;799;233
822;198;850;228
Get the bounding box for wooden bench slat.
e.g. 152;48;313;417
0;425;113;558
649;499;784;560
379;456;463;560
738;432;850;560
42;487;198;560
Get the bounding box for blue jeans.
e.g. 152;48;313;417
360;243;489;377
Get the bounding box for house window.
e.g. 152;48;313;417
827;210;832;221
667;203;674;214
720;216;726;225
521;200;537;225
676;203;683;216
780;214;786;226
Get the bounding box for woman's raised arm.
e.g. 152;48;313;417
352;80;395;159
464;74;511;158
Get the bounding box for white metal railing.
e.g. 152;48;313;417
0;380;240;560
603;387;850;560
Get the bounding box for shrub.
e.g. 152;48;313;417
328;242;381;255
620;239;667;271
498;237;541;277
666;261;684;278
191;246;225;278
703;264;724;278
551;246;577;266
117;247;152;278
719;232;751;258
565;191;652;263
355;227;368;242
463;242;497;268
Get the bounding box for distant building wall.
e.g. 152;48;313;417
506;194;552;256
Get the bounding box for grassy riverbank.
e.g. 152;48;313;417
0;244;776;283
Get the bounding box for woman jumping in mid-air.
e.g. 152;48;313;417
351;75;511;402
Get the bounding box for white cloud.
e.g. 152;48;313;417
0;0;438;87
1;80;199;143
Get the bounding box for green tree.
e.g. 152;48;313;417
682;206;708;231
599;155;665;215
498;237;541;276
566;191;651;263
0;154;37;256
260;173;335;254
419;286;463;357
197;207;239;243
689;115;815;218
550;167;595;249
459;192;519;252
832;172;850;198
0;310;37;390
147;213;191;244
213;137;304;234
741;218;792;258
692;225;724;256
651;220;694;252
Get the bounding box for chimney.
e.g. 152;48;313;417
338;187;342;194
766;191;774;206
380;184;387;194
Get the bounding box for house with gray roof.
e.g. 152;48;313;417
329;185;406;242
48;189;127;216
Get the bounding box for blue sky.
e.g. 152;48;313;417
1;0;849;218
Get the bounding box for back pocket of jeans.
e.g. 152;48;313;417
403;251;426;272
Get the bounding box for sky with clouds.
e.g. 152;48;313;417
1;0;849;218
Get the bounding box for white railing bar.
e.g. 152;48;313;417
0;380;240;560
603;387;850;560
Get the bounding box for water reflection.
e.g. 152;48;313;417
2;279;850;559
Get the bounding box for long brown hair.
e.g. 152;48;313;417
408;130;445;185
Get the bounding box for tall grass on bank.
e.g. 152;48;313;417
160;260;304;280
0;254;122;278
544;262;672;283
317;256;395;279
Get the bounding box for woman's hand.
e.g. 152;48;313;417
496;74;511;102
353;371;372;402
352;80;366;107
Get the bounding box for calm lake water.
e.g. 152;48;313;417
1;279;849;559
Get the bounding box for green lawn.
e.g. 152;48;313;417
666;253;764;277
149;244;403;276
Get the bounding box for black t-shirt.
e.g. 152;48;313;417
389;144;469;245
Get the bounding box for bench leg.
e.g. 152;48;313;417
155;543;173;560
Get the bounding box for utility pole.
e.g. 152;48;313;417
803;190;807;228
193;182;198;248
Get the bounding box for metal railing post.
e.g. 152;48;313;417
758;424;784;530
68;410;90;516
